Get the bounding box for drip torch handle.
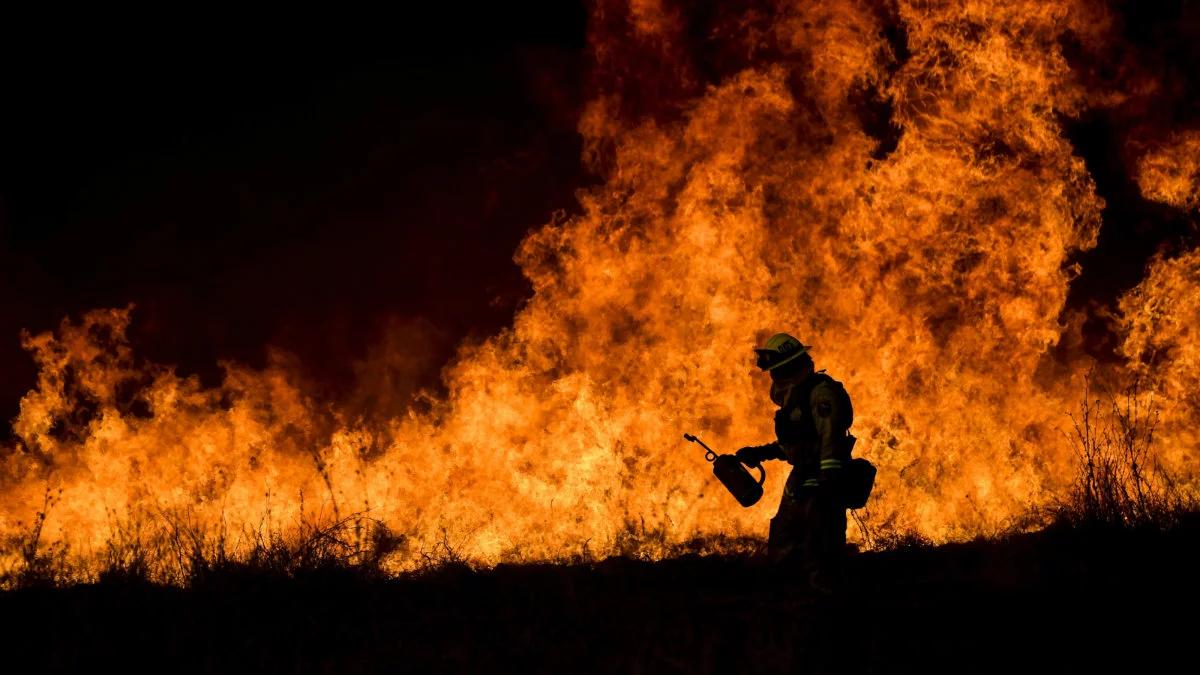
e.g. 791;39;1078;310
683;433;718;462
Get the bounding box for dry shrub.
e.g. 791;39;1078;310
177;507;406;584
0;488;75;588
1052;375;1196;529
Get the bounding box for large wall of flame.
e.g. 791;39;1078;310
3;0;1199;577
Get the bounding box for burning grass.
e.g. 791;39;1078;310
3;369;1195;590
0;495;769;589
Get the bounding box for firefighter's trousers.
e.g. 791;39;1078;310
767;482;846;584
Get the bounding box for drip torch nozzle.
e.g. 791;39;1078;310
683;433;718;462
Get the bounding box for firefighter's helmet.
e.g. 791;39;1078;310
754;332;811;371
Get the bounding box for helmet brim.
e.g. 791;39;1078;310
754;345;811;371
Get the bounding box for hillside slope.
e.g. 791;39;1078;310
2;519;1196;674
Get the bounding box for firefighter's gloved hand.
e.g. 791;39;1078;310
735;446;765;468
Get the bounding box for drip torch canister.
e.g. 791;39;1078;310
684;433;766;508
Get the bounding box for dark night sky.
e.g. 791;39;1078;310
0;5;590;430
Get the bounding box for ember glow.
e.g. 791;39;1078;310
3;1;1198;580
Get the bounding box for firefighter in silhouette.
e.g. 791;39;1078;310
736;333;854;593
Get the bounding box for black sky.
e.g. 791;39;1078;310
0;6;590;431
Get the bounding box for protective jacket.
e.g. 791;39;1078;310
741;371;853;495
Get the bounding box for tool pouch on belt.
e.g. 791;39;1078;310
844;458;876;509
837;434;875;509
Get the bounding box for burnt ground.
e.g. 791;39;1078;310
1;519;1197;674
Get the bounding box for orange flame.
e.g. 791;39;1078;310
3;0;1198;580
1135;131;1200;212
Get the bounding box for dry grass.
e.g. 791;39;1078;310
0;488;75;588
2;493;408;589
1050;374;1196;529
